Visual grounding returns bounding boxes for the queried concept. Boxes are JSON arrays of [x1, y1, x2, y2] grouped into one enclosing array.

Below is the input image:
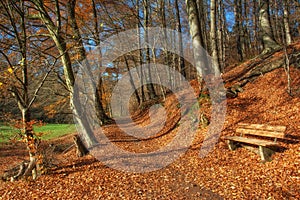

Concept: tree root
[[1, 161, 29, 181]]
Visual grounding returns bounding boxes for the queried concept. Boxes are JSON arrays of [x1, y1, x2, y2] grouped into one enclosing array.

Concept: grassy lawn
[[0, 124, 76, 143]]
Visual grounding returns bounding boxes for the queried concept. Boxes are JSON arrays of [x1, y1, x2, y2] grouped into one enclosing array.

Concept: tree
[[283, 0, 292, 45], [30, 0, 99, 151], [210, 0, 220, 71], [67, 0, 112, 125], [143, 0, 157, 100], [259, 0, 280, 53], [234, 0, 244, 61], [0, 0, 53, 179], [185, 0, 207, 79], [174, 0, 186, 77]]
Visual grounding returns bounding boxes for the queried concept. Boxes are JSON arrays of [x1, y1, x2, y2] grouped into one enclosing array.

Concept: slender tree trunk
[[273, 0, 281, 43], [124, 56, 141, 104], [143, 0, 156, 100], [234, 0, 244, 61], [175, 0, 186, 78], [283, 0, 292, 45], [196, 0, 208, 50], [253, 0, 261, 53], [243, 0, 251, 55], [210, 0, 220, 73], [136, 0, 146, 103], [217, 0, 226, 72], [160, 0, 172, 88]]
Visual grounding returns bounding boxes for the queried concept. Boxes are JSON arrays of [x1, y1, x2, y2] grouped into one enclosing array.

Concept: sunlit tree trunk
[[186, 0, 211, 81], [136, 0, 146, 103], [143, 0, 156, 100], [1, 0, 43, 179], [196, 0, 208, 50], [259, 0, 280, 53], [159, 0, 172, 88], [32, 0, 98, 150], [283, 0, 292, 45], [210, 0, 220, 72], [68, 0, 111, 126], [217, 0, 226, 72], [174, 0, 186, 78]]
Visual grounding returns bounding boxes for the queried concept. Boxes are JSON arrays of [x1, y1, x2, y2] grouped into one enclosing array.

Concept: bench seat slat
[[223, 136, 279, 147], [238, 123, 286, 132], [236, 128, 285, 139]]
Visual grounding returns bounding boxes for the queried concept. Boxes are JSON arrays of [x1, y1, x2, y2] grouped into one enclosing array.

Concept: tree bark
[[136, 0, 146, 103], [32, 0, 98, 150], [186, 0, 208, 79], [68, 0, 112, 126], [143, 0, 157, 100], [175, 0, 186, 77], [259, 0, 280, 53], [196, 0, 208, 50], [283, 0, 292, 45], [234, 0, 244, 61], [210, 0, 220, 72]]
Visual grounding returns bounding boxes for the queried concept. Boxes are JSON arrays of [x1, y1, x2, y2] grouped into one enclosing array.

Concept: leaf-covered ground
[[0, 66, 300, 199]]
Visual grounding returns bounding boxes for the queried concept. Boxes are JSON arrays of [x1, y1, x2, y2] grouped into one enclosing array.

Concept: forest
[[0, 0, 300, 199]]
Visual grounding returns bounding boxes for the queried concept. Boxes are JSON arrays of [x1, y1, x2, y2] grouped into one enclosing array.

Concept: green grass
[[0, 124, 76, 143]]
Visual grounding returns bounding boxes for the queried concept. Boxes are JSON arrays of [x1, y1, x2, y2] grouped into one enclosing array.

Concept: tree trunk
[[196, 0, 208, 51], [68, 0, 112, 126], [253, 0, 261, 53], [210, 0, 220, 72], [217, 0, 226, 72], [186, 0, 208, 79], [124, 56, 141, 104], [33, 0, 98, 151], [259, 0, 280, 53], [136, 0, 146, 103], [143, 0, 156, 100], [234, 0, 244, 61], [175, 0, 186, 78], [73, 135, 89, 157], [283, 0, 292, 45]]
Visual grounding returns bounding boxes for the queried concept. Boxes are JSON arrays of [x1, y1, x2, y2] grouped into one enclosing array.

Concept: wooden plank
[[238, 123, 286, 132], [236, 128, 285, 139], [223, 136, 280, 147]]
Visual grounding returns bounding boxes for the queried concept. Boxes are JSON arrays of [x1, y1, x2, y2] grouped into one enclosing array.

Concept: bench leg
[[259, 146, 274, 162], [226, 140, 239, 150]]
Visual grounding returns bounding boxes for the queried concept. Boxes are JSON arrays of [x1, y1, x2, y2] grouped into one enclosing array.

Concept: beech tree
[[0, 0, 54, 179], [210, 0, 220, 71], [259, 0, 280, 53], [283, 0, 292, 45], [30, 0, 99, 152]]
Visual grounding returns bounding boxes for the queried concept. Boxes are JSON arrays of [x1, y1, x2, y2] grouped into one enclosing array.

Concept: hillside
[[0, 59, 300, 199]]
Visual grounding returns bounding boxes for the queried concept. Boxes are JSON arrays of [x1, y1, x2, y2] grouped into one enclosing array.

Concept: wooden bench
[[223, 123, 287, 162]]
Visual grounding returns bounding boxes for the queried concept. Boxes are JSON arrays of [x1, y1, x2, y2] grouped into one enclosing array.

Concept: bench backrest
[[237, 123, 286, 139]]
